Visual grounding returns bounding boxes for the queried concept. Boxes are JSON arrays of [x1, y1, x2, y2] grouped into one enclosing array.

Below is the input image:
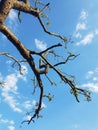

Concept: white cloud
[[73, 10, 88, 42], [80, 10, 88, 20], [4, 73, 18, 93], [23, 100, 32, 109], [41, 102, 47, 108], [0, 116, 15, 125], [86, 67, 98, 80], [76, 33, 94, 45], [81, 83, 98, 93], [0, 115, 15, 130], [26, 115, 32, 120], [0, 65, 28, 113], [80, 66, 98, 93], [35, 38, 47, 51], [8, 126, 15, 130], [8, 9, 17, 21], [1, 73, 21, 113], [32, 100, 36, 105], [0, 119, 13, 124], [93, 77, 98, 81], [2, 91, 22, 113], [76, 22, 86, 31], [74, 32, 82, 38]]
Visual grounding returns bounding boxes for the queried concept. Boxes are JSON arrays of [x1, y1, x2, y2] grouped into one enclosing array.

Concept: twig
[[0, 52, 22, 73], [37, 15, 67, 41], [54, 54, 79, 67], [39, 3, 50, 15], [28, 75, 44, 124], [39, 43, 62, 54]]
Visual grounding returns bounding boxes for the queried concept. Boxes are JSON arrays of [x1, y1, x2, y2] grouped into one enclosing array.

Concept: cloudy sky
[[0, 0, 98, 130]]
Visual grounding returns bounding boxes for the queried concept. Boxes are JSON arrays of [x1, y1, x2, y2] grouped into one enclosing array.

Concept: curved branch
[[54, 54, 79, 67], [0, 52, 22, 73], [39, 43, 62, 55], [28, 75, 44, 124], [37, 15, 67, 42]]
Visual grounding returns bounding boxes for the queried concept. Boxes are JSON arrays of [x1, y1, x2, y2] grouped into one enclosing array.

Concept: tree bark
[[0, 0, 14, 23]]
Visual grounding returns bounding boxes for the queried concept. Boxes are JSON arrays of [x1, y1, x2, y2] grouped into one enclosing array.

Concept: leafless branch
[[28, 75, 44, 124], [37, 15, 67, 42], [45, 74, 56, 85], [54, 54, 79, 67], [39, 3, 50, 15], [0, 52, 22, 74], [39, 43, 62, 54]]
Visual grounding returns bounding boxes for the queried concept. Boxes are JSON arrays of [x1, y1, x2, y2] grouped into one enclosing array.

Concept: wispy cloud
[[73, 9, 97, 46], [1, 73, 22, 113], [74, 32, 82, 38], [23, 100, 32, 109], [76, 33, 94, 46], [74, 9, 98, 46], [81, 83, 98, 93], [35, 38, 47, 51], [86, 67, 98, 81], [0, 114, 15, 125], [80, 10, 88, 20], [0, 65, 28, 113], [0, 115, 15, 130], [8, 126, 15, 130], [80, 67, 98, 93], [73, 10, 88, 42], [76, 22, 86, 31]]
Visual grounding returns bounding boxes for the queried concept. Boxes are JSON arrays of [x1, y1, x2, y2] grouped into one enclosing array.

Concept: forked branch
[[0, 0, 91, 125]]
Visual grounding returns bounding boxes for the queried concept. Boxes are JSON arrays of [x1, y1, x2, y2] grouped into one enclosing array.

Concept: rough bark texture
[[0, 0, 14, 23]]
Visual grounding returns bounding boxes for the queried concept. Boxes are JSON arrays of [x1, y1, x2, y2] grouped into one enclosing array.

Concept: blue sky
[[0, 0, 98, 130]]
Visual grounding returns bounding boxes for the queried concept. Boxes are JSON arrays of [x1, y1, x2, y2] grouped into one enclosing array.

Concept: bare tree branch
[[54, 54, 79, 67], [37, 15, 67, 42], [39, 3, 50, 15], [0, 52, 23, 73], [39, 43, 62, 54], [28, 75, 44, 124], [0, 0, 91, 125]]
